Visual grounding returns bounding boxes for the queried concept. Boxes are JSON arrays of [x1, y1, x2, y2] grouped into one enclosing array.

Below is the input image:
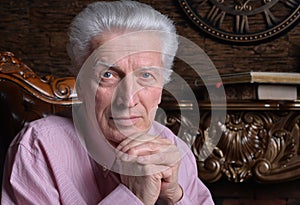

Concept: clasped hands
[[116, 134, 183, 205]]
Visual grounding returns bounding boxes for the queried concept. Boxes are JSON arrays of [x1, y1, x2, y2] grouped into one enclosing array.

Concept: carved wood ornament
[[197, 110, 300, 183], [0, 51, 79, 105], [156, 98, 300, 183]]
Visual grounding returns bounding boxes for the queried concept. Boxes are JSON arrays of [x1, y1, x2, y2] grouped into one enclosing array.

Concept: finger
[[115, 134, 148, 159], [124, 139, 174, 157], [121, 137, 172, 154], [117, 160, 169, 176], [116, 133, 144, 151], [118, 151, 138, 162], [122, 137, 172, 152], [143, 164, 169, 176], [117, 144, 173, 163], [136, 146, 181, 166], [116, 134, 159, 152], [116, 141, 159, 164]]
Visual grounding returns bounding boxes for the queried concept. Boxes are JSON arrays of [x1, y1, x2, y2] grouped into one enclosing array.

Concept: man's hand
[[117, 136, 183, 204], [119, 167, 163, 205]]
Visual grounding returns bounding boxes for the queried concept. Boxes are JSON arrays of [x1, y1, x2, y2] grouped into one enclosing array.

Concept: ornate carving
[[158, 99, 300, 183], [0, 52, 80, 104], [155, 112, 198, 148], [0, 51, 36, 79], [197, 111, 300, 183]]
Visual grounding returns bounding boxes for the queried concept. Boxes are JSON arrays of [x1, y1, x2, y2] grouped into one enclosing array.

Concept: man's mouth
[[110, 116, 142, 126]]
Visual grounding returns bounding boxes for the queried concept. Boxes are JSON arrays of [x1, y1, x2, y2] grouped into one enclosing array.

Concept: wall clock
[[177, 0, 300, 44]]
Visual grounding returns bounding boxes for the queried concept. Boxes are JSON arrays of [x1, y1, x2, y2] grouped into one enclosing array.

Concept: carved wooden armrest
[[0, 51, 79, 105], [0, 51, 81, 145]]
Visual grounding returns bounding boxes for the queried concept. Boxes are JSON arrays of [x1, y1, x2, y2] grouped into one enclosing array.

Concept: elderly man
[[1, 1, 214, 204]]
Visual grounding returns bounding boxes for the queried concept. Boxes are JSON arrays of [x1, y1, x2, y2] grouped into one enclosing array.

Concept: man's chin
[[109, 127, 149, 143], [116, 128, 146, 139]]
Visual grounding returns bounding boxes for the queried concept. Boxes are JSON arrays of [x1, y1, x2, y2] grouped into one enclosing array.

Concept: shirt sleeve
[[1, 141, 60, 205], [1, 120, 100, 205], [98, 184, 143, 205], [174, 139, 215, 205]]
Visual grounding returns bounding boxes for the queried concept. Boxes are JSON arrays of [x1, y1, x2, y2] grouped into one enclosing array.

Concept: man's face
[[91, 33, 164, 146]]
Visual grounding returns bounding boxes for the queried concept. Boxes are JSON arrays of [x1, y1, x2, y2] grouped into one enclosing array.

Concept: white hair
[[67, 0, 178, 82]]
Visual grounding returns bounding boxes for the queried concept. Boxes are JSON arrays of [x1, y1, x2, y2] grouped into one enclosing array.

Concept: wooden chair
[[0, 51, 79, 188]]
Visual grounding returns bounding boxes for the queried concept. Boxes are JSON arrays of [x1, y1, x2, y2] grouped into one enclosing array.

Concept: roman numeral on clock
[[207, 5, 226, 27], [264, 8, 278, 27], [235, 15, 249, 34]]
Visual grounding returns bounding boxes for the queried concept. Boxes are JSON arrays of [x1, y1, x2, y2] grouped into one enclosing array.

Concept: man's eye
[[142, 72, 153, 79], [102, 71, 113, 78]]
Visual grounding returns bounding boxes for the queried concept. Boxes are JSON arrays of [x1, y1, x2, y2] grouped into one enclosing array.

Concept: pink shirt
[[1, 115, 214, 204]]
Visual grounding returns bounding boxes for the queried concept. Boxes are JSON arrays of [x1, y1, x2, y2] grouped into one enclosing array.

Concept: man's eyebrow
[[94, 60, 119, 69], [94, 60, 125, 77], [136, 66, 163, 73]]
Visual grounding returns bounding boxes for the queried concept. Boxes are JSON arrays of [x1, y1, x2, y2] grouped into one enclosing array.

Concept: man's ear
[[158, 93, 162, 105]]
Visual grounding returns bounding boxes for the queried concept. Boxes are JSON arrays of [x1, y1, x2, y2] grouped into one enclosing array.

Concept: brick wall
[[0, 0, 299, 78]]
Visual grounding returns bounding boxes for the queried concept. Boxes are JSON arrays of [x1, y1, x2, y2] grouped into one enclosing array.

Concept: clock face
[[178, 0, 300, 44]]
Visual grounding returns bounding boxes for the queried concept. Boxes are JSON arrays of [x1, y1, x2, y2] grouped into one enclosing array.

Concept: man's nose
[[115, 75, 139, 108]]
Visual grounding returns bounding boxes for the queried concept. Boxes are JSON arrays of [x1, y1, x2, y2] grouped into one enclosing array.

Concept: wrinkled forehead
[[90, 31, 163, 64]]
